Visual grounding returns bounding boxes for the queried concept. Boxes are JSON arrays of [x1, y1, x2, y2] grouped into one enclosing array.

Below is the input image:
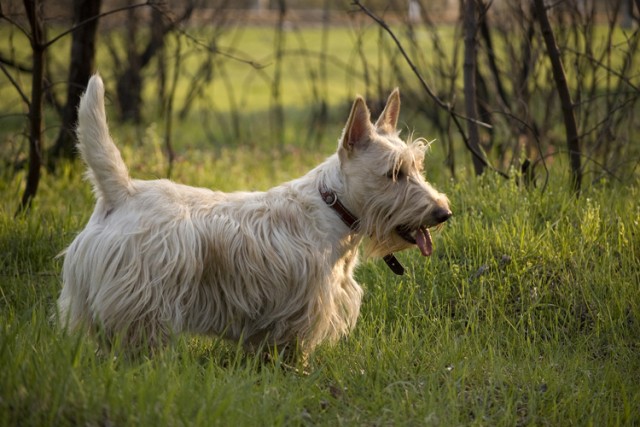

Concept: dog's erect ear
[[341, 96, 372, 152], [375, 88, 400, 133]]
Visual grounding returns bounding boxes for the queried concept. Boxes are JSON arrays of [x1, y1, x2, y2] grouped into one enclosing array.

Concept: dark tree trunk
[[115, 2, 194, 123], [534, 0, 582, 194], [116, 6, 142, 122], [462, 0, 486, 175], [48, 0, 102, 164], [19, 0, 45, 213]]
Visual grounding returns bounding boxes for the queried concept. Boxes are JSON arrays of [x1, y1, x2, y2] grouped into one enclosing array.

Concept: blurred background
[[1, 0, 639, 210]]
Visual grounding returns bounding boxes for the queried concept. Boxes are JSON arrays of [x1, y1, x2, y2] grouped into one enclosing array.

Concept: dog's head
[[337, 89, 451, 258]]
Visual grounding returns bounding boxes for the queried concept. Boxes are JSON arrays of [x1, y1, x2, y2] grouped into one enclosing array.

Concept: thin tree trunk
[[19, 0, 45, 213], [463, 0, 486, 175], [534, 0, 582, 194], [164, 35, 181, 178], [49, 0, 102, 164], [478, 0, 509, 109], [117, 7, 142, 122], [271, 0, 286, 146], [115, 2, 194, 123]]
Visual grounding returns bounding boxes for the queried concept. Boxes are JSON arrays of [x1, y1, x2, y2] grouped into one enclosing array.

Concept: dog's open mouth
[[396, 225, 433, 257]]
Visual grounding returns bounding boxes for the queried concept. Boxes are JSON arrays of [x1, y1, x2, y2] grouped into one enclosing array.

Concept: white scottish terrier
[[58, 74, 451, 358]]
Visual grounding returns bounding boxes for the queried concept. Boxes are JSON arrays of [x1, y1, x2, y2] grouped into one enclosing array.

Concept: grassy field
[[1, 138, 639, 425], [1, 22, 640, 426]]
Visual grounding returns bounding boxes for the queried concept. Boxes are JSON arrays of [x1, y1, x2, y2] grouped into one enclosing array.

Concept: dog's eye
[[385, 169, 405, 180]]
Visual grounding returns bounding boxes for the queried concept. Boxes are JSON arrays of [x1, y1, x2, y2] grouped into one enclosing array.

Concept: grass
[[1, 139, 639, 425], [1, 19, 639, 426]]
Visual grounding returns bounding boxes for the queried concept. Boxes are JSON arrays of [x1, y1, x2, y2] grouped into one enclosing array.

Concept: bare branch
[[352, 0, 489, 128], [0, 61, 30, 106], [18, 0, 46, 213], [43, 1, 152, 49], [563, 46, 640, 93], [351, 0, 509, 179], [534, 0, 582, 194], [0, 3, 31, 38], [171, 26, 265, 69], [0, 54, 32, 73]]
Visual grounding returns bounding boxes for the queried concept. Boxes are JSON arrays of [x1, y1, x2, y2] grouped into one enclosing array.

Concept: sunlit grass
[[1, 139, 638, 425]]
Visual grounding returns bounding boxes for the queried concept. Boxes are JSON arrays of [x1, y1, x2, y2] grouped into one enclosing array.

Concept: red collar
[[319, 182, 405, 276], [319, 183, 360, 231]]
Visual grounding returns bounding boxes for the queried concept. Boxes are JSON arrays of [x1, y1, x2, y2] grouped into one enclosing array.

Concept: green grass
[[1, 140, 639, 425], [1, 19, 639, 426]]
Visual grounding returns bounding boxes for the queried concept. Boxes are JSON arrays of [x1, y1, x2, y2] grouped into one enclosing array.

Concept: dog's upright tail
[[77, 74, 132, 208]]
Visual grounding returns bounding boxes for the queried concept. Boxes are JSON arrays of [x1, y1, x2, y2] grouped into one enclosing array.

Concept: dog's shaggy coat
[[58, 75, 451, 356]]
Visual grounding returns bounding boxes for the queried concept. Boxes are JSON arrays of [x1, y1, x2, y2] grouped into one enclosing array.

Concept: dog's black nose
[[434, 207, 452, 224]]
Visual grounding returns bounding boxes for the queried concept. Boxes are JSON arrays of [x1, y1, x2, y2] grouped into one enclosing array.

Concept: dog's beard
[[362, 225, 430, 258], [357, 192, 437, 259]]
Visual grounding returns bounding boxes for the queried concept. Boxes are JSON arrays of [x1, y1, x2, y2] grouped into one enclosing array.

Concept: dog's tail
[[77, 74, 132, 208]]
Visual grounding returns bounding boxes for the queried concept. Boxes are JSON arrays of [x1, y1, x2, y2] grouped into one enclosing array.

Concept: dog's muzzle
[[396, 207, 452, 257]]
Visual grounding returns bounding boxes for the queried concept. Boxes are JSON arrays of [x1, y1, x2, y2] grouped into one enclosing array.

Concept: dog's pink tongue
[[416, 226, 433, 256]]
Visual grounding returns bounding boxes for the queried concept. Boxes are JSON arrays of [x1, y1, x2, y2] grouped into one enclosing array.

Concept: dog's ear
[[341, 96, 372, 152], [375, 88, 400, 133]]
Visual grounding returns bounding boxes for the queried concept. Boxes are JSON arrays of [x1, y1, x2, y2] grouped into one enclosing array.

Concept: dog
[[58, 74, 451, 359]]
